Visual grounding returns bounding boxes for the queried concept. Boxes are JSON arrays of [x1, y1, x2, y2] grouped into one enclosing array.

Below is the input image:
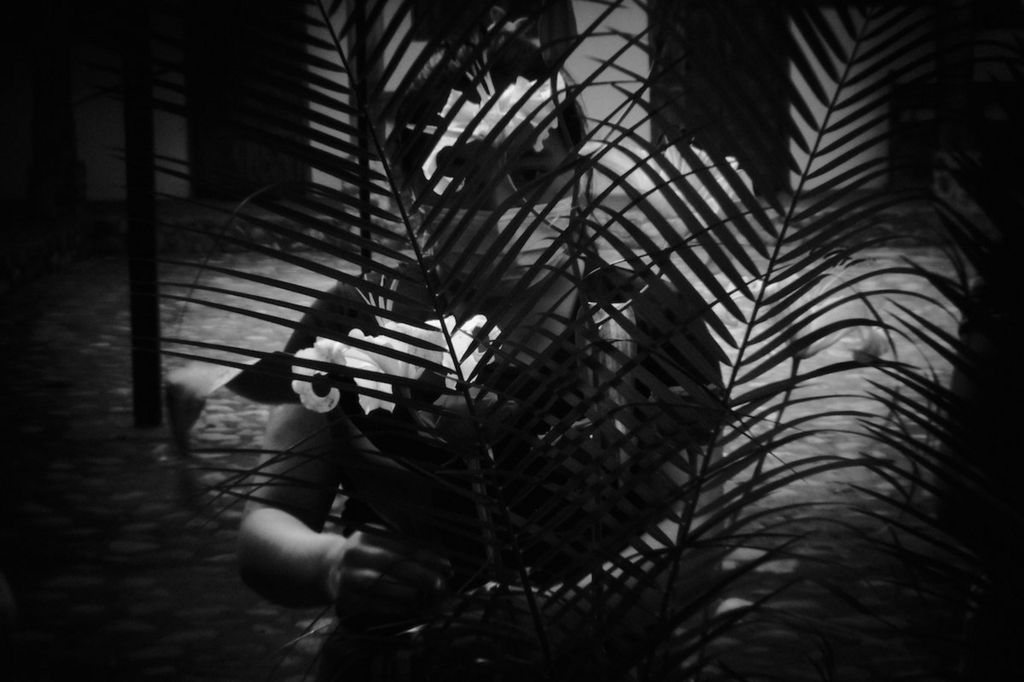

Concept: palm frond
[[150, 1, 1024, 678]]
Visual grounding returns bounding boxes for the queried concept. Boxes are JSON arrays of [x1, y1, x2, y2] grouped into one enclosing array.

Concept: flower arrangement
[[291, 315, 501, 414]]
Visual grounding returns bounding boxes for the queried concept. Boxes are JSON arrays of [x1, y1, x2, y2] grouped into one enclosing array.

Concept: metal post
[[123, 1, 161, 427]]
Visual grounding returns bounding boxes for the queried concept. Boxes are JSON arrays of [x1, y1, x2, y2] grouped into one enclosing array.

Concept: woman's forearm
[[237, 505, 346, 608]]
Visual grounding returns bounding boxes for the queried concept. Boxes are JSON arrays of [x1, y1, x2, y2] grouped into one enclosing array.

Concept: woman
[[225, 11, 728, 680]]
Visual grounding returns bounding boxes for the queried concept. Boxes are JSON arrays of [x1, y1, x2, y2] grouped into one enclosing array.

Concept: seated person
[[171, 10, 730, 679]]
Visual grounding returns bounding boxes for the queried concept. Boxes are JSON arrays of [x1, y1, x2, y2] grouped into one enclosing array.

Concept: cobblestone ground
[[1, 241, 967, 681]]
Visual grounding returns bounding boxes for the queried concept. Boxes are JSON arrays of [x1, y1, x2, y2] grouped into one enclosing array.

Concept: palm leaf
[[150, 1, 1021, 678]]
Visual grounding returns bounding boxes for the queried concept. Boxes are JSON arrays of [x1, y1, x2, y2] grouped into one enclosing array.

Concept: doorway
[[185, 0, 309, 200], [649, 0, 789, 196]]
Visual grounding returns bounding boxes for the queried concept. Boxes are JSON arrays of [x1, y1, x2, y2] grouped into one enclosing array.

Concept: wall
[[787, 6, 935, 192], [70, 7, 189, 202], [565, 0, 650, 142], [0, 39, 33, 202], [2, 1, 673, 205], [72, 43, 125, 202]]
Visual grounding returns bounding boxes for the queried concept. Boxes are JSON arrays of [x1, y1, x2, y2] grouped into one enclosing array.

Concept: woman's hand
[[323, 527, 452, 619]]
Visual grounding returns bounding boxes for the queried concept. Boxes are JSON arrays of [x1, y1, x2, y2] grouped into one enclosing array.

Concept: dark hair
[[388, 17, 585, 190]]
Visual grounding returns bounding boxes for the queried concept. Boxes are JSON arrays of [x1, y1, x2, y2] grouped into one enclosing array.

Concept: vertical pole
[[123, 1, 162, 427]]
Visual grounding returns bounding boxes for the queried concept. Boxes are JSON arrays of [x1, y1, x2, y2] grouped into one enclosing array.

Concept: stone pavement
[[0, 241, 966, 680], [1, 254, 336, 681]]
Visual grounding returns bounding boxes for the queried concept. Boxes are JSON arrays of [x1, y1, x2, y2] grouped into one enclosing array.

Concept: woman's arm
[[238, 403, 344, 607], [237, 403, 450, 615]]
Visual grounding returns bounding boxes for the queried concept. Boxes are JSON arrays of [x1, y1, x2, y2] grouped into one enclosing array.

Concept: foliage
[[154, 1, 1021, 679]]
